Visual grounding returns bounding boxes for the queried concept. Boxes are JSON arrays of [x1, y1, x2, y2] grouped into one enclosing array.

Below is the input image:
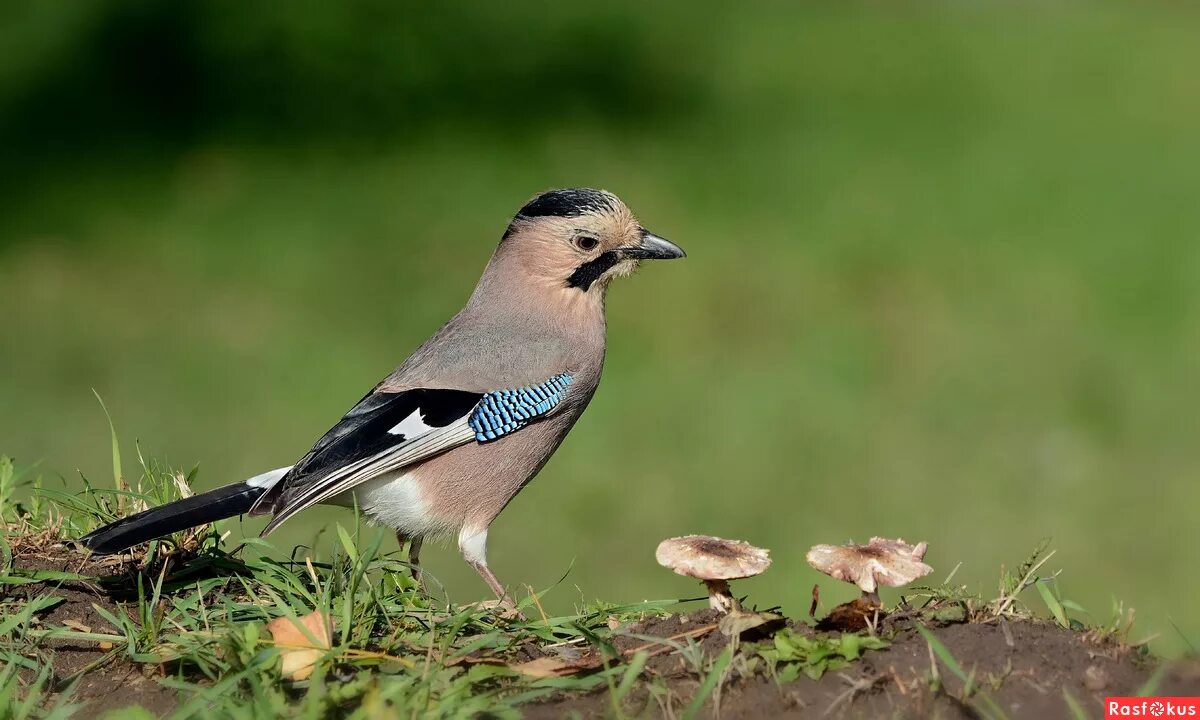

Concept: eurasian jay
[[78, 188, 685, 605]]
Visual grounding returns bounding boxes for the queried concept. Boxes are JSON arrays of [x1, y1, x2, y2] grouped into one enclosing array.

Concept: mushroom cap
[[656, 535, 771, 581], [806, 537, 932, 593]]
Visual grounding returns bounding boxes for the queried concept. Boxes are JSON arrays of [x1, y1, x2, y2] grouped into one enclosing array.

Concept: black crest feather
[[517, 188, 615, 219]]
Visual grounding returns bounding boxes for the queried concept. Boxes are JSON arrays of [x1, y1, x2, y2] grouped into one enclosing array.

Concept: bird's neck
[[467, 252, 609, 338]]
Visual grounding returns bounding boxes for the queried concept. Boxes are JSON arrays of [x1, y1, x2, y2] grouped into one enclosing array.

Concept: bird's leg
[[396, 531, 424, 589], [458, 526, 520, 615], [472, 562, 511, 605]]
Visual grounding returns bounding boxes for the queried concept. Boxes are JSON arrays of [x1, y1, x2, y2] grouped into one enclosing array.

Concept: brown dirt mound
[[7, 542, 1199, 718], [6, 542, 183, 716], [527, 611, 1200, 719]]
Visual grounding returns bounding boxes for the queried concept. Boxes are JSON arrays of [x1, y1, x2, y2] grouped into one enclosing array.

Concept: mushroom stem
[[704, 579, 737, 612]]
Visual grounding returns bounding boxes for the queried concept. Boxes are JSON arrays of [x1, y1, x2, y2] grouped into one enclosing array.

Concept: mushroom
[[656, 535, 771, 612], [806, 537, 932, 606]]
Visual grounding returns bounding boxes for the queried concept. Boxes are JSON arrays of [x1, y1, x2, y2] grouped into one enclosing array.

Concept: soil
[[528, 611, 1200, 719], [7, 543, 183, 717], [8, 543, 1199, 719]]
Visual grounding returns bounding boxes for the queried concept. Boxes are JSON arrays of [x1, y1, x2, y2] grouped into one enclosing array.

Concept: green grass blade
[[917, 625, 1009, 720], [92, 389, 123, 490], [682, 645, 732, 720], [13, 663, 54, 719], [6, 569, 90, 583], [611, 650, 649, 709], [335, 523, 358, 564], [26, 628, 128, 644], [1137, 665, 1166, 697], [1035, 580, 1069, 628], [1062, 688, 1089, 720], [1167, 616, 1196, 655], [0, 595, 61, 636], [917, 625, 970, 686]]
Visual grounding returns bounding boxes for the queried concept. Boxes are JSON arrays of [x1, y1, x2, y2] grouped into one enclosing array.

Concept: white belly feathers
[[330, 469, 451, 539]]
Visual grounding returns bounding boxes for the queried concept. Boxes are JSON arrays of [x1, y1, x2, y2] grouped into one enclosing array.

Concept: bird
[[77, 188, 685, 606]]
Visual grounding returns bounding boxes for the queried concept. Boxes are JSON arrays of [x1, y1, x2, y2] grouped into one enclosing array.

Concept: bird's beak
[[623, 229, 686, 260]]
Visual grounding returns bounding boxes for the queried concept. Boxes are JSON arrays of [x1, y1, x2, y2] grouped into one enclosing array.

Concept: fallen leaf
[[266, 610, 333, 681], [816, 596, 882, 632], [62, 619, 92, 633], [718, 610, 785, 638], [99, 641, 114, 650], [511, 649, 603, 678]]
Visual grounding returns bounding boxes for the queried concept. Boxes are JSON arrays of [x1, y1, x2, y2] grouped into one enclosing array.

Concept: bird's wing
[[254, 374, 573, 534]]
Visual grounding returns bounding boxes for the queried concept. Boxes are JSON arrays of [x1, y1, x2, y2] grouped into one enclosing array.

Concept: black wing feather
[[254, 387, 481, 513]]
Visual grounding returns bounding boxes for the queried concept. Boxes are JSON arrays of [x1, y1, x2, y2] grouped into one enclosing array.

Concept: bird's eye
[[573, 235, 599, 252]]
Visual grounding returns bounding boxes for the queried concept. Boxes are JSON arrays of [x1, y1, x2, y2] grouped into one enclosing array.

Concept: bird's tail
[[77, 467, 290, 555]]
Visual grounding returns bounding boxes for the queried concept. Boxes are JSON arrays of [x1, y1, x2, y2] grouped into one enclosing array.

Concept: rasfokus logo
[[1106, 697, 1200, 718]]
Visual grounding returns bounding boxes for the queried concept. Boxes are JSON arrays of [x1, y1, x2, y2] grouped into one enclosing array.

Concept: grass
[[4, 1, 1200, 658], [918, 624, 1009, 720], [2, 454, 697, 718], [2, 451, 1190, 718]]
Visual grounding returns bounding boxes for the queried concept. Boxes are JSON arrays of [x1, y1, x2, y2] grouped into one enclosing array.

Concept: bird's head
[[496, 188, 685, 297]]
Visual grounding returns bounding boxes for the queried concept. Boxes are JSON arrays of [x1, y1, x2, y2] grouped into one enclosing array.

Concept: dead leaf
[[62, 619, 92, 633], [511, 649, 603, 678], [816, 596, 882, 632], [266, 610, 333, 681], [718, 610, 785, 638], [172, 472, 195, 499]]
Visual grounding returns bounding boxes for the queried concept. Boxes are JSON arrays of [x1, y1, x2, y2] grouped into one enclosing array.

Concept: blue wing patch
[[469, 373, 573, 442]]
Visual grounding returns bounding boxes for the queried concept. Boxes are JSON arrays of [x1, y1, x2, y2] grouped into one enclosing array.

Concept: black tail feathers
[[77, 481, 266, 555]]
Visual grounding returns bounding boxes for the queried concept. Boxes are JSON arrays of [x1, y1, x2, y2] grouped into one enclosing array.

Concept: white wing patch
[[261, 418, 477, 534], [245, 466, 293, 489], [388, 409, 435, 438]]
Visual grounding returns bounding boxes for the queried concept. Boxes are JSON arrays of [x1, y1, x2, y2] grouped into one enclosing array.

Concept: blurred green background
[[3, 2, 1198, 655]]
